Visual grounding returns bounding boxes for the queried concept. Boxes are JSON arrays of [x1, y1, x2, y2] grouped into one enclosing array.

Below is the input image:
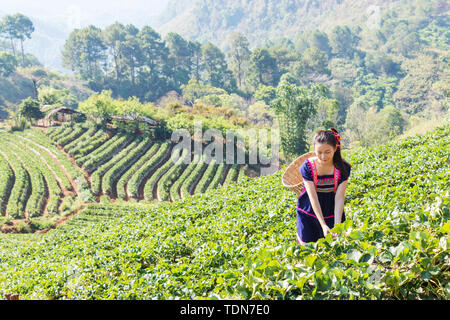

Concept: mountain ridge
[[158, 0, 401, 50]]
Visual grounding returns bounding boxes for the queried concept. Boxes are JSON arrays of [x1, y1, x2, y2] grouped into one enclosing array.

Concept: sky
[[0, 0, 171, 30]]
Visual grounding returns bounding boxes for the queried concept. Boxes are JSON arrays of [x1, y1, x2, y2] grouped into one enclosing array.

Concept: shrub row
[[15, 133, 73, 192], [2, 138, 46, 218], [194, 159, 218, 194], [90, 137, 142, 196], [222, 164, 240, 186], [0, 153, 14, 215], [64, 125, 97, 154], [143, 144, 174, 201], [103, 137, 153, 197], [0, 148, 29, 219], [169, 153, 201, 202], [180, 154, 208, 200], [54, 125, 86, 146], [71, 129, 109, 159], [23, 129, 93, 202], [81, 135, 131, 172], [157, 149, 189, 202], [127, 142, 170, 198], [14, 139, 62, 215], [116, 142, 160, 200], [206, 161, 227, 192]]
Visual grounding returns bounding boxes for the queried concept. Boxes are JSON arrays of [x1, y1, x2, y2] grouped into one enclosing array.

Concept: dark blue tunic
[[296, 158, 351, 243]]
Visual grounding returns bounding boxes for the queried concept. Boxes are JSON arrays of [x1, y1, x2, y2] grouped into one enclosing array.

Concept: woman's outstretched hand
[[321, 224, 337, 238]]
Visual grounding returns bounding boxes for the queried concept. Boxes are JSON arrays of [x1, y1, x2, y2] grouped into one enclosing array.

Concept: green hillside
[[0, 120, 255, 233], [0, 66, 94, 117], [159, 0, 448, 50], [0, 123, 448, 299]]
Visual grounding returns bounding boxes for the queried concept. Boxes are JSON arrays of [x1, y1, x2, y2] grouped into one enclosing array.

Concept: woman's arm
[[334, 179, 349, 225]]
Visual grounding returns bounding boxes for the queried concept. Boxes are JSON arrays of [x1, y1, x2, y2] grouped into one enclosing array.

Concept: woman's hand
[[321, 224, 337, 238]]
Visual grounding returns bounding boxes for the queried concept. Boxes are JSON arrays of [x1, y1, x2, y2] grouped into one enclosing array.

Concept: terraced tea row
[[45, 124, 248, 204], [0, 131, 81, 222], [0, 123, 252, 231]]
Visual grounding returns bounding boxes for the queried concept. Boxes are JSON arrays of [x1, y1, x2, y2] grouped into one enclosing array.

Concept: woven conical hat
[[282, 151, 316, 195]]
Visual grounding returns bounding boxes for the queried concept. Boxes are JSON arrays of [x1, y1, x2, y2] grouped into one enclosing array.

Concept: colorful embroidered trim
[[306, 159, 317, 189], [296, 206, 335, 219]]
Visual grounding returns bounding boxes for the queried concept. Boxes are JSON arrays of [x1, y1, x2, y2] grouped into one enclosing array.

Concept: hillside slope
[[159, 0, 414, 48], [0, 67, 94, 116], [0, 123, 448, 299]]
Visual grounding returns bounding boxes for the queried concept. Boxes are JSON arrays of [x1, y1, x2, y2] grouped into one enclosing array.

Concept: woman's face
[[314, 143, 337, 164]]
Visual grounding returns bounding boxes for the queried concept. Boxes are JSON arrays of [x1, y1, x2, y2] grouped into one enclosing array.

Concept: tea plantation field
[[0, 123, 249, 232], [0, 124, 448, 299]]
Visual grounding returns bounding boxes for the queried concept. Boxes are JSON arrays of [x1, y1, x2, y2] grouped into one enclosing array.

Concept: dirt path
[[18, 135, 78, 193], [36, 203, 87, 234]]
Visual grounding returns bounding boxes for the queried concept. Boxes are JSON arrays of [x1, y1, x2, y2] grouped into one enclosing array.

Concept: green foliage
[[0, 124, 447, 299], [38, 86, 78, 108], [62, 25, 106, 81], [271, 81, 321, 160], [295, 46, 330, 80], [329, 25, 358, 59], [254, 85, 277, 105], [17, 97, 44, 124], [0, 153, 14, 215], [248, 48, 278, 89], [0, 13, 34, 65], [0, 51, 18, 76], [180, 79, 227, 105], [127, 142, 170, 198]]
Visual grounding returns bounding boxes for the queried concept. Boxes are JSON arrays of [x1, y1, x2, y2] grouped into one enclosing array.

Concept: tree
[[12, 14, 34, 66], [227, 32, 250, 90], [329, 25, 357, 58], [270, 80, 321, 160], [62, 25, 107, 81], [138, 26, 170, 101], [201, 41, 236, 92], [0, 15, 19, 57], [267, 46, 299, 82], [254, 84, 277, 105], [248, 101, 275, 126], [120, 25, 143, 91], [188, 40, 202, 82], [103, 22, 127, 86], [18, 97, 43, 124], [78, 90, 117, 125], [180, 79, 227, 105], [307, 30, 331, 57], [0, 51, 18, 76], [295, 46, 330, 81], [165, 32, 191, 89], [378, 105, 406, 138], [38, 86, 78, 108], [248, 48, 278, 90]]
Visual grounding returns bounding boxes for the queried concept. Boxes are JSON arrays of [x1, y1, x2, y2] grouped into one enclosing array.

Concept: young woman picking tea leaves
[[296, 128, 352, 244]]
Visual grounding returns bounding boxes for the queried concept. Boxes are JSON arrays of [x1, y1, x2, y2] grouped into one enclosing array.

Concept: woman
[[296, 128, 352, 244]]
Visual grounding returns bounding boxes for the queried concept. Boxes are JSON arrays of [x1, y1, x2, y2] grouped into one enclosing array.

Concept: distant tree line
[[61, 23, 238, 103]]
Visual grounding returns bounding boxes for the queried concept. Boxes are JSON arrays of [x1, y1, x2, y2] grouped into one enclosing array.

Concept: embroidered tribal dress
[[296, 158, 351, 244]]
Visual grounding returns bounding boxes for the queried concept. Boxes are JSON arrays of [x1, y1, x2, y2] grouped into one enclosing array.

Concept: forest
[[0, 0, 448, 153]]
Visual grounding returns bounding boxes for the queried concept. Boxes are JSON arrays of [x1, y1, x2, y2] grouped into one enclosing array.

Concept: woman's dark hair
[[313, 128, 351, 177]]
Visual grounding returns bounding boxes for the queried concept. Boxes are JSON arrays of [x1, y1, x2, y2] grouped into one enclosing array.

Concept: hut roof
[[111, 114, 158, 126], [45, 107, 82, 119]]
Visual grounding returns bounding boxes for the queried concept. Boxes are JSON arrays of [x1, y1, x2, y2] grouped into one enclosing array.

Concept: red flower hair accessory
[[330, 128, 341, 150]]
